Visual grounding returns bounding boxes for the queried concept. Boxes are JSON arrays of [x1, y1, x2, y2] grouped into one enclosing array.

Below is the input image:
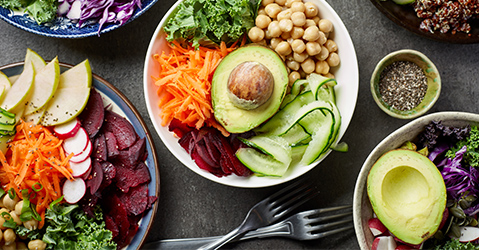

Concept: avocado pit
[[227, 61, 274, 110]]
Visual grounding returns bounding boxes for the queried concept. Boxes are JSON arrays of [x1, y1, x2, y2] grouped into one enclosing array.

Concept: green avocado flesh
[[211, 45, 289, 133], [367, 149, 447, 245]]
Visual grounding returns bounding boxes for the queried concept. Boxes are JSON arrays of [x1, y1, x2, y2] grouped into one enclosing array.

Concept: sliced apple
[[58, 59, 92, 88], [41, 87, 90, 126], [23, 107, 45, 125], [24, 48, 46, 72], [23, 57, 60, 115], [0, 72, 11, 100], [0, 62, 35, 112]]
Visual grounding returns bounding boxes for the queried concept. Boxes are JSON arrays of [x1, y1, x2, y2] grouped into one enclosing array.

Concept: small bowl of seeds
[[370, 49, 441, 119]]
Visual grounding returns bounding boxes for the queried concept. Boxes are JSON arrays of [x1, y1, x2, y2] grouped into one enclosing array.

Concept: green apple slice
[[23, 57, 60, 115], [0, 62, 35, 112], [41, 87, 90, 126], [23, 106, 45, 125], [25, 48, 46, 72], [58, 59, 92, 88], [0, 72, 11, 100]]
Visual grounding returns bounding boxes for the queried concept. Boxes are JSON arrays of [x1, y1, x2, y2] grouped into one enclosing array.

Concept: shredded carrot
[[152, 41, 241, 137], [0, 120, 74, 228]]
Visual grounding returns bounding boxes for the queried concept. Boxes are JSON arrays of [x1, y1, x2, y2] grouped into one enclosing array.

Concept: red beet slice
[[104, 110, 137, 150], [178, 130, 197, 154], [86, 160, 104, 195], [92, 133, 107, 162], [104, 214, 119, 239], [119, 184, 148, 216], [100, 161, 116, 188], [213, 132, 253, 177], [104, 131, 119, 158], [114, 162, 151, 193], [191, 147, 224, 177], [168, 118, 194, 138], [106, 195, 130, 246], [79, 88, 104, 138]]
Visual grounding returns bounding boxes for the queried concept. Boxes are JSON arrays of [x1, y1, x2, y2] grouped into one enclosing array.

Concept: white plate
[[143, 0, 359, 188]]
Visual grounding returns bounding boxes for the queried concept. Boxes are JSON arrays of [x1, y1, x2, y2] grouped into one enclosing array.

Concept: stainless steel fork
[[142, 205, 353, 249], [195, 181, 318, 250]]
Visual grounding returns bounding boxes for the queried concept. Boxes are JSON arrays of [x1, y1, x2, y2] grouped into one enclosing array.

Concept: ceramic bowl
[[143, 0, 359, 188], [352, 111, 479, 250], [370, 49, 441, 119]]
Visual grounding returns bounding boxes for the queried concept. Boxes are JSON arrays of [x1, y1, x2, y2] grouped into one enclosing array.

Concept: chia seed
[[378, 61, 428, 111]]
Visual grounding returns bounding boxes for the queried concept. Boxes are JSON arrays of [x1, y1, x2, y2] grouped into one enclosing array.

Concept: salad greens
[[0, 0, 57, 24], [164, 0, 261, 49], [434, 239, 479, 250]]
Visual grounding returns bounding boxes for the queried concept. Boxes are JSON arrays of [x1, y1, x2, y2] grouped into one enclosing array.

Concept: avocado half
[[211, 45, 289, 133], [367, 149, 447, 245]]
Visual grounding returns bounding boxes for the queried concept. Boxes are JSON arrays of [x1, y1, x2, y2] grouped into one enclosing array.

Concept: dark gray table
[[2, 1, 479, 249]]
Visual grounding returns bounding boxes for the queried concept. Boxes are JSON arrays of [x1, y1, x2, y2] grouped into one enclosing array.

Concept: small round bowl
[[370, 49, 441, 119], [353, 111, 479, 250]]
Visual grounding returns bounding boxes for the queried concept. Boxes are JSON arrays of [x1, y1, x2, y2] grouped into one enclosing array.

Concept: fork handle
[[143, 222, 292, 250]]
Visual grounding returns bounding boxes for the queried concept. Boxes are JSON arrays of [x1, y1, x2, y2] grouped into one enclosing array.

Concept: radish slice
[[369, 218, 388, 236], [69, 157, 92, 178], [69, 140, 92, 163], [63, 127, 89, 155], [54, 118, 81, 139], [372, 236, 397, 250], [453, 226, 479, 242], [62, 178, 86, 204]]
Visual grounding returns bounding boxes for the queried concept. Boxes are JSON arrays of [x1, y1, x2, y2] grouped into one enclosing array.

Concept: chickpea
[[275, 41, 292, 56], [303, 19, 316, 28], [0, 215, 6, 230], [327, 52, 340, 67], [290, 27, 304, 39], [286, 60, 300, 71], [265, 3, 282, 19], [324, 39, 337, 52], [316, 31, 327, 45], [248, 27, 265, 43], [3, 194, 19, 211], [275, 0, 286, 5], [24, 219, 39, 231], [3, 243, 15, 250], [262, 0, 274, 7], [281, 31, 291, 40], [289, 71, 301, 85], [0, 198, 4, 208], [305, 41, 321, 56], [16, 242, 28, 250], [318, 19, 333, 33], [315, 60, 330, 75], [291, 39, 305, 53], [3, 228, 15, 245], [267, 21, 282, 38], [293, 52, 308, 63], [255, 14, 271, 29], [28, 240, 47, 250], [291, 12, 306, 27], [286, 37, 294, 44], [10, 212, 21, 226], [312, 16, 320, 24], [278, 19, 293, 32], [264, 30, 273, 40], [270, 37, 283, 49], [285, 0, 301, 7], [258, 8, 266, 15], [276, 9, 292, 21], [301, 58, 315, 74], [323, 72, 335, 79], [0, 208, 8, 215], [290, 2, 305, 13], [315, 46, 330, 61], [14, 200, 23, 216], [304, 2, 319, 17], [303, 26, 320, 41]]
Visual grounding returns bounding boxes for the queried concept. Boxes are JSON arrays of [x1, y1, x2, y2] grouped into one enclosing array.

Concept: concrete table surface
[[2, 0, 479, 249]]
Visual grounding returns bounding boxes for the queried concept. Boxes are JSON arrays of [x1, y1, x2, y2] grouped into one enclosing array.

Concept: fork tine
[[312, 224, 355, 239], [270, 184, 319, 219], [309, 217, 353, 232], [307, 211, 353, 224], [299, 205, 352, 218]]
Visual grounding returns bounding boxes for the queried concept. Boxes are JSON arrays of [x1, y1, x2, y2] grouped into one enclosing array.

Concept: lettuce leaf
[[25, 0, 57, 24], [164, 0, 261, 48]]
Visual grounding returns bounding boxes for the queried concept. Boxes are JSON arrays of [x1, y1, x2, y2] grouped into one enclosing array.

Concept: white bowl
[[353, 111, 479, 249], [143, 0, 359, 188]]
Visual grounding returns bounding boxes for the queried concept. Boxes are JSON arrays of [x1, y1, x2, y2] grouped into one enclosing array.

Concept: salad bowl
[[0, 0, 158, 38], [0, 61, 160, 249], [353, 111, 479, 249], [143, 0, 359, 188]]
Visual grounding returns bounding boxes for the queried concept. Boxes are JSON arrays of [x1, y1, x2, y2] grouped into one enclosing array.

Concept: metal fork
[[194, 181, 318, 250], [142, 205, 353, 249]]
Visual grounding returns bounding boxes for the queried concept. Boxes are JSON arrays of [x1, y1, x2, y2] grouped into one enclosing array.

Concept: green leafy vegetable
[[0, 0, 57, 24], [164, 0, 261, 48], [446, 126, 479, 167], [42, 201, 116, 250], [434, 239, 479, 250]]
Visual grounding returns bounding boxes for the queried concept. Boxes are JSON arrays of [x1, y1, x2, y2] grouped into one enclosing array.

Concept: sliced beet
[[119, 184, 148, 216], [86, 160, 104, 195], [178, 130, 197, 154], [103, 110, 137, 150], [105, 195, 130, 246], [146, 196, 158, 210], [79, 88, 104, 138], [195, 140, 217, 167], [168, 118, 194, 138], [213, 132, 253, 177], [104, 131, 120, 158], [104, 214, 119, 239], [220, 153, 234, 175], [100, 161, 116, 188], [114, 162, 150, 193], [191, 147, 224, 177], [92, 133, 107, 162]]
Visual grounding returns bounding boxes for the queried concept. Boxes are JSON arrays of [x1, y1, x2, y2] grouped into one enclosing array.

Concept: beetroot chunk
[[80, 88, 104, 138], [104, 110, 137, 150], [119, 184, 148, 216], [114, 162, 151, 193], [92, 133, 108, 162], [105, 131, 119, 158], [86, 160, 103, 195], [115, 138, 146, 168]]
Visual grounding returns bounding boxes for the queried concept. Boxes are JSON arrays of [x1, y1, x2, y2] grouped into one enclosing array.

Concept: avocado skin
[[211, 45, 289, 133], [367, 149, 447, 245]]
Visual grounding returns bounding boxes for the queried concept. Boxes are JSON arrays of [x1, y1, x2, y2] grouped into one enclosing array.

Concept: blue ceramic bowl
[[0, 0, 157, 38], [0, 61, 160, 249]]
